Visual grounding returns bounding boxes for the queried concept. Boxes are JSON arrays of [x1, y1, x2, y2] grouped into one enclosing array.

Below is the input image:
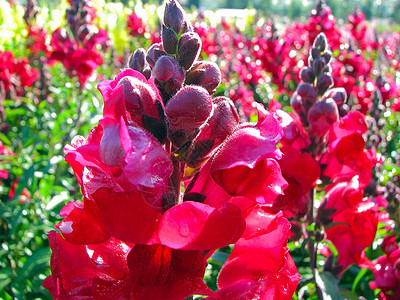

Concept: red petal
[[159, 202, 245, 250], [92, 188, 161, 244]]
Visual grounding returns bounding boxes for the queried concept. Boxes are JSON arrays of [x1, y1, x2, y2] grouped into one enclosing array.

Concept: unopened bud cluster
[[291, 33, 346, 141], [66, 0, 95, 42], [124, 0, 238, 169]]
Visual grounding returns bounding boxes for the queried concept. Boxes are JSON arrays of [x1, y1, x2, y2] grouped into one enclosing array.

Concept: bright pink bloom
[[273, 145, 320, 217], [325, 201, 378, 270], [127, 12, 148, 36], [322, 111, 373, 188], [26, 25, 52, 56], [370, 248, 400, 300], [190, 108, 287, 209], [0, 50, 39, 98], [50, 27, 105, 85], [98, 69, 162, 128], [43, 231, 213, 299], [211, 207, 301, 299]]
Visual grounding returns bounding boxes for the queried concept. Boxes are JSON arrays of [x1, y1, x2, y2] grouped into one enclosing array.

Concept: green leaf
[[325, 222, 350, 230], [339, 288, 359, 300], [315, 271, 341, 300], [208, 252, 229, 266], [351, 268, 368, 292]]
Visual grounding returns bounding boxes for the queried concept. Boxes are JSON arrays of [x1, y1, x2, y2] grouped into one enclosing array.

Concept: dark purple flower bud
[[116, 75, 160, 125], [300, 67, 315, 84], [322, 50, 332, 64], [205, 96, 239, 140], [316, 73, 333, 96], [78, 26, 90, 41], [312, 57, 326, 76], [322, 65, 332, 74], [146, 43, 167, 68], [182, 19, 194, 33], [80, 8, 89, 19], [311, 48, 320, 60], [165, 85, 213, 147], [313, 33, 328, 52], [323, 87, 347, 105], [142, 67, 151, 80], [153, 55, 185, 83], [162, 24, 178, 55], [164, 0, 185, 33], [290, 92, 308, 126], [178, 32, 202, 70], [128, 48, 146, 71], [185, 61, 221, 94], [297, 82, 317, 104], [308, 98, 339, 139]]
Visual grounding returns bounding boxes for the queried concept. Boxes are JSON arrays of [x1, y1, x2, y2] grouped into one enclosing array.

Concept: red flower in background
[[325, 201, 378, 271], [26, 25, 51, 56], [272, 145, 320, 217], [322, 111, 374, 188], [0, 50, 39, 98], [127, 12, 148, 36]]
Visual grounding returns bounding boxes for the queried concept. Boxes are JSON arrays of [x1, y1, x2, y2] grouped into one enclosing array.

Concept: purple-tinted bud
[[290, 92, 308, 126], [323, 87, 347, 105], [142, 67, 151, 80], [80, 8, 89, 19], [78, 26, 90, 41], [297, 82, 317, 103], [185, 61, 221, 94], [322, 65, 332, 74], [308, 98, 339, 139], [153, 55, 185, 83], [164, 0, 185, 33], [186, 97, 240, 168], [322, 50, 332, 64], [178, 32, 202, 70], [312, 57, 326, 76], [316, 73, 333, 96], [116, 75, 160, 125], [311, 48, 320, 60], [182, 19, 194, 33], [166, 85, 212, 130], [146, 43, 167, 68], [300, 67, 315, 84], [162, 24, 178, 55], [165, 85, 213, 146], [128, 48, 146, 71], [313, 33, 328, 52]]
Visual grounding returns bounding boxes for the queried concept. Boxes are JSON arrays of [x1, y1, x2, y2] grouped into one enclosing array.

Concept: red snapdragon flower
[[272, 145, 320, 217], [211, 207, 301, 299], [50, 28, 104, 86], [322, 111, 374, 188], [0, 50, 39, 98], [127, 12, 148, 37], [26, 25, 52, 56], [325, 200, 378, 270]]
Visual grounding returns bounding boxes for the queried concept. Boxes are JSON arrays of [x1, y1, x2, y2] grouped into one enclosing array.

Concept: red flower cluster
[[49, 0, 107, 86], [370, 236, 400, 299], [26, 25, 52, 56], [0, 50, 39, 99], [44, 1, 300, 298], [306, 0, 342, 50], [127, 12, 148, 37], [267, 33, 379, 274]]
